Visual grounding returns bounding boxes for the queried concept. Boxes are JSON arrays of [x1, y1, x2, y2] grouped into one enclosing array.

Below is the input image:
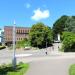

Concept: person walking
[[52, 45, 54, 51], [45, 51, 47, 55]]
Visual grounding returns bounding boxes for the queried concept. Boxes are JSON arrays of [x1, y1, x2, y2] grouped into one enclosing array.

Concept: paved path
[[25, 43, 75, 75], [26, 56, 75, 75], [1, 43, 75, 75]]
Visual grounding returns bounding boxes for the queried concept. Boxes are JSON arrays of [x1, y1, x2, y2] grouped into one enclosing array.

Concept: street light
[[12, 20, 16, 69], [45, 36, 48, 55]]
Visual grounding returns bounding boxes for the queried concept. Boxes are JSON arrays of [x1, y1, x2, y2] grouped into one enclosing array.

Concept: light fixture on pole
[[12, 20, 16, 69]]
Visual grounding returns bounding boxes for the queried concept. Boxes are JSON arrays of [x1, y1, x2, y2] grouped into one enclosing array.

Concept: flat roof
[[4, 26, 31, 29]]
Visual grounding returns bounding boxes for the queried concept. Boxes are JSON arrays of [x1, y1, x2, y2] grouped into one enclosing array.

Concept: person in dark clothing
[[45, 51, 47, 55]]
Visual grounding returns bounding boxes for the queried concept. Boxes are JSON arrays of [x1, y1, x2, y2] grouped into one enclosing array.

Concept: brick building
[[4, 26, 30, 45]]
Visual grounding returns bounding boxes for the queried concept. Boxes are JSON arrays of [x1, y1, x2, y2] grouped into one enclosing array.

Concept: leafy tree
[[53, 15, 75, 35], [64, 16, 75, 33], [62, 32, 75, 52], [53, 15, 68, 34], [52, 15, 68, 39], [29, 22, 53, 48]]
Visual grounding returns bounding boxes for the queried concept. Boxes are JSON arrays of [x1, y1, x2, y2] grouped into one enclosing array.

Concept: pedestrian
[[58, 46, 59, 49], [45, 51, 47, 55], [52, 45, 54, 51]]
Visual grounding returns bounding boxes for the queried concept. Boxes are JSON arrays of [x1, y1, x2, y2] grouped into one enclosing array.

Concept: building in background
[[1, 31, 5, 45], [0, 29, 4, 45], [4, 26, 30, 46], [54, 34, 61, 43], [0, 30, 1, 44]]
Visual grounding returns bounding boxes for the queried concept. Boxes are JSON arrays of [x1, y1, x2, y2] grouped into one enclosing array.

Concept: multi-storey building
[[4, 26, 30, 45]]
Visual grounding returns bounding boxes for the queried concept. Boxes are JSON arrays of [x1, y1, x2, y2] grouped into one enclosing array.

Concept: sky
[[0, 0, 75, 29]]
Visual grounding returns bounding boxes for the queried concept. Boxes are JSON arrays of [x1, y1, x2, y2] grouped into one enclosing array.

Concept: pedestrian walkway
[[26, 56, 75, 75], [25, 43, 75, 75]]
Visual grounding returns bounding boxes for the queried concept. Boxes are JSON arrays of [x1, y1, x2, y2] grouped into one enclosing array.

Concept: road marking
[[15, 54, 32, 57]]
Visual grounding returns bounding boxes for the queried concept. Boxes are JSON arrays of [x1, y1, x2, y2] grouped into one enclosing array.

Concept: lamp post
[[45, 37, 48, 55], [45, 27, 48, 55], [12, 20, 16, 69]]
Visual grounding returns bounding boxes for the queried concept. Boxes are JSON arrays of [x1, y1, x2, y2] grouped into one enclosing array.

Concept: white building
[[57, 34, 61, 42], [54, 34, 61, 43], [0, 30, 1, 43], [0, 29, 4, 44]]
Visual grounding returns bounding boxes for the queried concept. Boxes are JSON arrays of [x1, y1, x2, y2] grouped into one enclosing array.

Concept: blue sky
[[0, 0, 75, 29]]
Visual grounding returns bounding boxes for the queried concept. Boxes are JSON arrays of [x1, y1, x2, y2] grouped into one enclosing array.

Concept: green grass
[[0, 63, 29, 75], [69, 64, 75, 75]]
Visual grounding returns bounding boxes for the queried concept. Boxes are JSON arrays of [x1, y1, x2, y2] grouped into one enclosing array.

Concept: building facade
[[0, 30, 1, 43], [0, 29, 4, 45], [4, 26, 30, 45]]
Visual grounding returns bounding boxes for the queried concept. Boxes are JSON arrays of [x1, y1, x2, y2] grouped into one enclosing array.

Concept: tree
[[53, 15, 68, 34], [53, 15, 75, 35], [62, 32, 75, 52], [64, 16, 75, 33], [29, 22, 53, 48], [52, 15, 68, 40]]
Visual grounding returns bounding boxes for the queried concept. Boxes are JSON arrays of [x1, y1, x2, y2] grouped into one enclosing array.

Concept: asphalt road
[[0, 43, 75, 75], [26, 56, 75, 75]]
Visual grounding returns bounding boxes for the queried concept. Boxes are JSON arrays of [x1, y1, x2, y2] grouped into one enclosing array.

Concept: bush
[[62, 32, 75, 52], [0, 46, 6, 50], [16, 39, 31, 49], [0, 63, 29, 75]]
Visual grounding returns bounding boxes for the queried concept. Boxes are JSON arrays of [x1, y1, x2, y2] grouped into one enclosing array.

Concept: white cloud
[[25, 3, 31, 8], [31, 8, 50, 21]]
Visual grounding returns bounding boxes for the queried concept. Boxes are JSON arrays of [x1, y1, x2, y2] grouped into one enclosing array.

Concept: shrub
[[0, 46, 6, 50], [62, 32, 75, 52], [0, 63, 29, 75]]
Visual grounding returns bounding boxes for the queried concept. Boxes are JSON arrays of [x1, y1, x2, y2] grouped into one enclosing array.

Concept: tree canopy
[[64, 16, 75, 32], [62, 32, 75, 52], [53, 15, 68, 34], [52, 15, 75, 40], [29, 22, 53, 48]]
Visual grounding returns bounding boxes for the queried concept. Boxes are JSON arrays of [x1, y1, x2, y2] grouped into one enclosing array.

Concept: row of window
[[5, 38, 25, 41], [16, 29, 30, 34], [5, 31, 29, 35]]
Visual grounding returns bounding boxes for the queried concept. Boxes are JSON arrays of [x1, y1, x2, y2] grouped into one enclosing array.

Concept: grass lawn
[[0, 63, 29, 75], [69, 64, 75, 75]]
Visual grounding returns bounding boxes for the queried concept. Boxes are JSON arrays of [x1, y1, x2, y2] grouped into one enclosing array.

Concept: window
[[17, 38, 18, 40], [25, 30, 27, 33], [23, 30, 24, 33], [20, 30, 22, 33], [19, 38, 20, 40], [21, 38, 22, 40], [17, 30, 18, 33]]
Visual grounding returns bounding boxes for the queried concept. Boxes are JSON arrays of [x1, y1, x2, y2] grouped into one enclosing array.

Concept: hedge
[[0, 46, 6, 50]]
